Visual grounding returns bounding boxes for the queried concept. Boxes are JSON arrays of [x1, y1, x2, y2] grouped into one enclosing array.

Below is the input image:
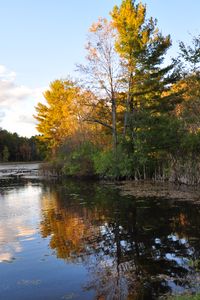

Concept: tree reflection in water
[[40, 180, 200, 299]]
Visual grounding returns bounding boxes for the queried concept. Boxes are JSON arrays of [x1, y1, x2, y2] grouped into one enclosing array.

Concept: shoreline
[[117, 180, 200, 202], [1, 162, 200, 202]]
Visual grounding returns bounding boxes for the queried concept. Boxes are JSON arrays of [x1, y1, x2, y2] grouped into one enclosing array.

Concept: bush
[[62, 141, 98, 177], [93, 145, 134, 179]]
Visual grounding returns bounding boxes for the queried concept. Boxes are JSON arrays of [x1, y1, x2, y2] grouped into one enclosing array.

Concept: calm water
[[0, 178, 200, 300]]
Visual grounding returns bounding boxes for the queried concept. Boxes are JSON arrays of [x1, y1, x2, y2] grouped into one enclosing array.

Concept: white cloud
[[0, 81, 32, 107], [0, 65, 46, 137], [0, 111, 5, 121], [0, 65, 16, 81], [17, 114, 36, 125]]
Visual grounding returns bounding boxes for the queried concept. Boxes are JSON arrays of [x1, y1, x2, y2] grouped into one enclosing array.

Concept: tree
[[2, 146, 9, 162], [111, 0, 180, 137], [179, 34, 200, 73], [19, 142, 31, 161], [78, 18, 121, 151], [34, 79, 85, 154], [177, 35, 200, 132], [34, 79, 105, 159]]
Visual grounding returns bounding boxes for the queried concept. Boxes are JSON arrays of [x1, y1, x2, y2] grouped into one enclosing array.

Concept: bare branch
[[83, 118, 113, 130]]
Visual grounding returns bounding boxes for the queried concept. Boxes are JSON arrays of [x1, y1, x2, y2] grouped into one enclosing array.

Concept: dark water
[[0, 179, 200, 300]]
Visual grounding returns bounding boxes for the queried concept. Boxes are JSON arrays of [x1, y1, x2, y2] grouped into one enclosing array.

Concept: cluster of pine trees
[[0, 129, 46, 162], [35, 0, 200, 182]]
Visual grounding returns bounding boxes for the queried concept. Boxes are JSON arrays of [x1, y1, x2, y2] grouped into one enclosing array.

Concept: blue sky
[[0, 0, 199, 136]]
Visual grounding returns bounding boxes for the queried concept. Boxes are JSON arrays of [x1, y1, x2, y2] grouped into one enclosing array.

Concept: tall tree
[[177, 35, 200, 132], [111, 0, 180, 137], [78, 18, 121, 151]]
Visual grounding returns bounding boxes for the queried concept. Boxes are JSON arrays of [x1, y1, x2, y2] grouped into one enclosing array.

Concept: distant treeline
[[0, 128, 46, 162]]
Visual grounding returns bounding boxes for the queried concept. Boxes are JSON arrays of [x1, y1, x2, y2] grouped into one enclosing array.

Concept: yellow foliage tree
[[34, 79, 109, 155], [34, 79, 85, 152]]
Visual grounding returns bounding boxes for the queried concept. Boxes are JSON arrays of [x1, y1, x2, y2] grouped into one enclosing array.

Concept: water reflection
[[39, 180, 200, 299], [0, 181, 41, 263]]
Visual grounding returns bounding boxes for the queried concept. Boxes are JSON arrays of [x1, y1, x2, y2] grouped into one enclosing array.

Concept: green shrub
[[62, 141, 97, 177], [93, 145, 134, 179]]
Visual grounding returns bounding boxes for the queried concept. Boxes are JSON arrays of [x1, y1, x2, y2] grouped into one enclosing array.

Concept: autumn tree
[[111, 0, 181, 137], [34, 79, 86, 154]]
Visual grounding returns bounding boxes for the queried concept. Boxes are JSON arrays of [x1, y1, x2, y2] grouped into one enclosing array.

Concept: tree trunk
[[112, 97, 118, 152], [123, 73, 134, 138]]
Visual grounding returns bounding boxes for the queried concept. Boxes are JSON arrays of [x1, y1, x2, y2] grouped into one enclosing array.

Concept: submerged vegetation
[[34, 0, 200, 183]]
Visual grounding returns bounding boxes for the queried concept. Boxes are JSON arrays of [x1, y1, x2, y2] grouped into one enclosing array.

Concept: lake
[[0, 175, 200, 299]]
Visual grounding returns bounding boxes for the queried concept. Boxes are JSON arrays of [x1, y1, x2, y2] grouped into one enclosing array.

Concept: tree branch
[[83, 118, 113, 130]]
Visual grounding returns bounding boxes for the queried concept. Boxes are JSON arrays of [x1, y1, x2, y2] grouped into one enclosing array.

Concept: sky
[[0, 0, 199, 137]]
